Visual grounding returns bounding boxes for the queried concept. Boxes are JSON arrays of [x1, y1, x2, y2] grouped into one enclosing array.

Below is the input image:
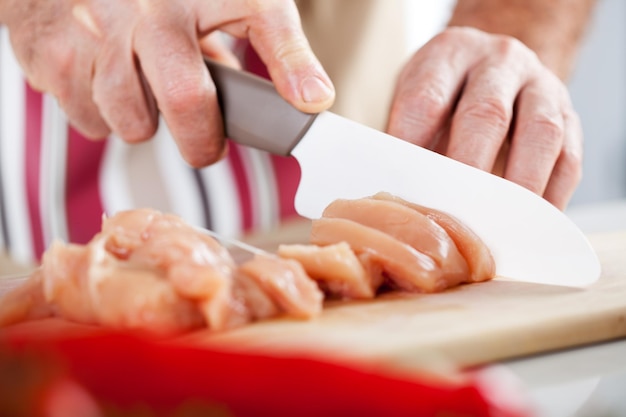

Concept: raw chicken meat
[[0, 209, 323, 334], [238, 255, 323, 318], [321, 197, 470, 280], [281, 195, 494, 294], [227, 270, 280, 325], [0, 194, 495, 334], [41, 237, 204, 334], [310, 217, 459, 293], [277, 242, 380, 299], [371, 193, 495, 282]]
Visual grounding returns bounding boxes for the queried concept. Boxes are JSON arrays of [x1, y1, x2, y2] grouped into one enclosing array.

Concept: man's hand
[[0, 0, 335, 167], [387, 27, 582, 210]]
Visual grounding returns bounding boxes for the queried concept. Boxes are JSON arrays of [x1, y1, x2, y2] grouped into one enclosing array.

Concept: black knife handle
[[205, 58, 318, 156]]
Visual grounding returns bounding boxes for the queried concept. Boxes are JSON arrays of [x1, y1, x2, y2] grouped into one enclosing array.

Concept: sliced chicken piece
[[311, 218, 466, 292], [1, 194, 495, 334], [88, 263, 204, 335], [357, 252, 386, 291], [0, 209, 325, 333], [41, 241, 100, 324], [99, 209, 236, 330], [238, 255, 323, 319], [372, 192, 495, 282], [0, 209, 238, 334], [322, 197, 469, 282], [277, 242, 378, 299], [102, 209, 236, 299], [44, 237, 204, 334], [126, 231, 235, 330], [229, 271, 281, 325]]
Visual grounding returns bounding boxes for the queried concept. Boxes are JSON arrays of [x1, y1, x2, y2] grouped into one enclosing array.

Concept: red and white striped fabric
[[0, 27, 301, 266]]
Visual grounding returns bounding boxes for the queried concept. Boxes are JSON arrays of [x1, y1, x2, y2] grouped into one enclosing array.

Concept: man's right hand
[[0, 0, 335, 167]]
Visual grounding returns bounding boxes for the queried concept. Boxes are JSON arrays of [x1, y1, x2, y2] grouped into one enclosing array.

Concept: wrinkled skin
[[0, 0, 335, 167], [387, 27, 582, 210], [0, 1, 581, 208]]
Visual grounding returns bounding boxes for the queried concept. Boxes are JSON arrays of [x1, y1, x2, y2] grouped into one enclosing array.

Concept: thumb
[[244, 4, 335, 113], [193, 0, 335, 113]]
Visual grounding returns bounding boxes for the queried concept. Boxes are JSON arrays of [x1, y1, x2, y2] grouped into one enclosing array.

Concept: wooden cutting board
[[179, 228, 626, 370], [3, 225, 626, 372]]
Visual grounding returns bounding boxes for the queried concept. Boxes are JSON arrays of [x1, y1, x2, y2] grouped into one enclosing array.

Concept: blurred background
[[568, 0, 626, 206]]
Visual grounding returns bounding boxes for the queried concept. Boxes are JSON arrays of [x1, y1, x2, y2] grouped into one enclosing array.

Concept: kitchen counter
[[502, 338, 626, 417], [499, 199, 626, 417]]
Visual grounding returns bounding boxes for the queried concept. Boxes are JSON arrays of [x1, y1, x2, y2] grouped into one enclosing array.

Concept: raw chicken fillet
[[279, 193, 494, 296], [0, 194, 494, 334]]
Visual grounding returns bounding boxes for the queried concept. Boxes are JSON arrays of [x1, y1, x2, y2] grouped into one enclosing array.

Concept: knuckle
[[93, 88, 158, 143], [493, 35, 539, 66], [271, 37, 310, 66], [459, 97, 511, 129], [244, 0, 283, 15], [55, 86, 75, 114], [516, 174, 542, 195], [494, 35, 523, 55], [494, 34, 512, 51], [119, 118, 158, 143], [430, 28, 455, 45], [244, 0, 264, 13], [47, 50, 77, 104], [435, 26, 474, 43], [525, 115, 565, 145], [162, 80, 209, 115], [28, 42, 76, 102], [559, 146, 583, 183], [398, 85, 448, 125], [63, 99, 111, 140], [49, 42, 76, 80]]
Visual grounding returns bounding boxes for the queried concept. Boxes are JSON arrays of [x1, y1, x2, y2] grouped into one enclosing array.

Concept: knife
[[205, 59, 601, 287]]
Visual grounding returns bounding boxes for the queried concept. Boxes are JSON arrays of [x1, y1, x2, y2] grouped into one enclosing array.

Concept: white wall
[[568, 0, 626, 205]]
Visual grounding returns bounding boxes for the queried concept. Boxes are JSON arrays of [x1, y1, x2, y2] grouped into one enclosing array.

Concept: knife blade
[[205, 59, 601, 287]]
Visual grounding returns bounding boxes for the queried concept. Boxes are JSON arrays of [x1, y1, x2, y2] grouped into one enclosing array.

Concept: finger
[[35, 9, 111, 140], [34, 32, 110, 140], [504, 76, 566, 196], [543, 110, 583, 210], [8, 2, 110, 140], [199, 31, 242, 69], [239, 2, 335, 113], [386, 35, 468, 148], [92, 37, 158, 143], [59, 66, 111, 141], [430, 122, 452, 155], [447, 42, 532, 171], [134, 16, 225, 167]]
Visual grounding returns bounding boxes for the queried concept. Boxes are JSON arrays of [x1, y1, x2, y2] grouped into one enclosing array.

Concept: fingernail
[[300, 76, 333, 103]]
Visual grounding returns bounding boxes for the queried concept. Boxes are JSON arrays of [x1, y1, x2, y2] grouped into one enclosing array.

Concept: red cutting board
[[3, 229, 626, 371]]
